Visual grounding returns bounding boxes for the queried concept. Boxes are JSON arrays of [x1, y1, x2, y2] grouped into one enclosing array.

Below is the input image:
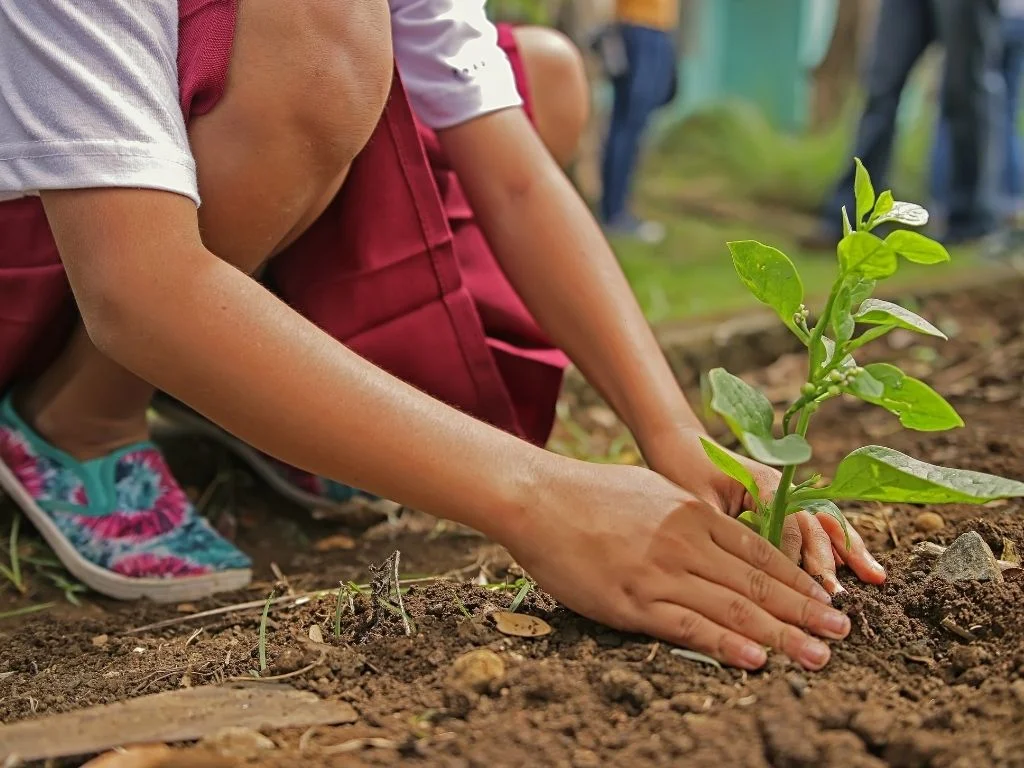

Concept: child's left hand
[[643, 428, 887, 596]]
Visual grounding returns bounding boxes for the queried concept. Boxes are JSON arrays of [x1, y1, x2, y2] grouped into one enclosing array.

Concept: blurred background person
[[597, 0, 680, 243], [805, 0, 1004, 249], [931, 0, 1024, 235]]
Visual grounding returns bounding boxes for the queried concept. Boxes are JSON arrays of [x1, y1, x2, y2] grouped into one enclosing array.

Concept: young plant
[[703, 159, 1024, 550]]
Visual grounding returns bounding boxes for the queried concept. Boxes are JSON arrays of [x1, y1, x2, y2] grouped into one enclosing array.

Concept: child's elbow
[[71, 269, 152, 363]]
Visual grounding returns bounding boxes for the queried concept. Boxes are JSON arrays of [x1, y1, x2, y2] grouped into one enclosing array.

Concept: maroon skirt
[[0, 1, 566, 447]]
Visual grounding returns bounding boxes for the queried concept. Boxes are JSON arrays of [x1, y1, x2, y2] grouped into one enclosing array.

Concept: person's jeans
[[931, 15, 1024, 219], [823, 0, 1003, 240], [600, 24, 676, 225]]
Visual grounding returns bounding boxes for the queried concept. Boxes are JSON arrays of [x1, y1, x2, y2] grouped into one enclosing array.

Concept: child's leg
[[509, 27, 590, 168], [1, 0, 392, 599], [18, 0, 391, 461]]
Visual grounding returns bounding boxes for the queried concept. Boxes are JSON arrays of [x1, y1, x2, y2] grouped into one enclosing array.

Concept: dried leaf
[[490, 611, 552, 638], [314, 534, 356, 552], [1003, 538, 1021, 565], [308, 625, 325, 644]]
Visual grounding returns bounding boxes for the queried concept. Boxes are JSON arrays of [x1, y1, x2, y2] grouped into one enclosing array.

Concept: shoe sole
[[149, 398, 401, 521], [0, 457, 252, 603]]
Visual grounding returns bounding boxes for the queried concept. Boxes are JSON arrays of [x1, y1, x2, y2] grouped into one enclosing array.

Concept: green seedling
[[509, 578, 533, 613], [0, 514, 26, 594], [705, 159, 1024, 550]]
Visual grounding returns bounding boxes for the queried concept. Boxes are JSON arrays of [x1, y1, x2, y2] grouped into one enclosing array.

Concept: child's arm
[[437, 109, 885, 588], [42, 186, 847, 670]]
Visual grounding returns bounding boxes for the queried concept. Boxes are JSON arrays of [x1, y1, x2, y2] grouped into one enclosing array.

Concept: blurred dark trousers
[[931, 15, 1024, 219], [600, 23, 676, 225], [823, 0, 1003, 241]]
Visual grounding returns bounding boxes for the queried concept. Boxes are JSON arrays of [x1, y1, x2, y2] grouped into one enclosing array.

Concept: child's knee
[[189, 0, 393, 268], [515, 27, 590, 166]]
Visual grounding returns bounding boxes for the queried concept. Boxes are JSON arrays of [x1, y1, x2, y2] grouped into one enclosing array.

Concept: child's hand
[[502, 460, 851, 670], [641, 429, 886, 595]]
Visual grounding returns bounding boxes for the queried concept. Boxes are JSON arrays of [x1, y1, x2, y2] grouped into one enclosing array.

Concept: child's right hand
[[500, 460, 852, 671]]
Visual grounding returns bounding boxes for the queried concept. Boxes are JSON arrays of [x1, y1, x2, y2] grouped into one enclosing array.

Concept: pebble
[[91, 634, 109, 648], [448, 649, 505, 694], [914, 512, 945, 533], [933, 531, 1003, 583]]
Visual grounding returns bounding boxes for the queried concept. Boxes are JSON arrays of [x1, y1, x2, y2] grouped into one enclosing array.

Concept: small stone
[[307, 625, 324, 644], [933, 531, 1003, 583], [914, 512, 945, 533], [448, 649, 505, 694], [91, 634, 109, 648], [201, 727, 276, 758], [572, 748, 602, 768]]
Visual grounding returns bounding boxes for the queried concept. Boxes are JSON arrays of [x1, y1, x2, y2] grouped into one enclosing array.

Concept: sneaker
[[0, 394, 252, 602], [150, 395, 400, 520], [605, 214, 666, 245]]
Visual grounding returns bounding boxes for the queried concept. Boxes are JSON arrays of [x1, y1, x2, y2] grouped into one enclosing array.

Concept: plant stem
[[766, 408, 814, 548]]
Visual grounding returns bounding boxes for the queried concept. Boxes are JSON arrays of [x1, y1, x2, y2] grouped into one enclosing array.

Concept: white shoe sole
[[0, 457, 252, 603], [150, 398, 401, 521]]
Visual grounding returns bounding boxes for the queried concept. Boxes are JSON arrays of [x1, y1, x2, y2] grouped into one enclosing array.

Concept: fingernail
[[820, 610, 850, 639], [801, 639, 831, 669], [810, 583, 832, 604], [740, 643, 767, 669], [870, 556, 886, 575], [822, 572, 845, 596]]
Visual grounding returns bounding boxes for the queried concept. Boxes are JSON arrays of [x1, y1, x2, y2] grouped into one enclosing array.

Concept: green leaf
[[820, 337, 856, 371], [885, 230, 950, 265], [872, 200, 929, 228], [848, 276, 876, 306], [802, 501, 851, 548], [841, 206, 853, 237], [854, 158, 875, 226], [870, 190, 894, 225], [831, 284, 856, 345], [700, 437, 761, 503], [854, 298, 947, 339], [705, 369, 812, 467], [855, 363, 964, 431], [800, 445, 1024, 504], [846, 368, 884, 399], [727, 241, 804, 332], [737, 510, 763, 534], [707, 368, 773, 439], [838, 232, 898, 279], [743, 432, 813, 467]]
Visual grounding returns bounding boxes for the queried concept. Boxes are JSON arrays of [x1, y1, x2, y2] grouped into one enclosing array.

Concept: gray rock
[[933, 531, 1003, 583]]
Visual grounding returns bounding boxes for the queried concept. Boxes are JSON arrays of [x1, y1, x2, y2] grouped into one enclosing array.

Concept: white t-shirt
[[0, 0, 522, 205]]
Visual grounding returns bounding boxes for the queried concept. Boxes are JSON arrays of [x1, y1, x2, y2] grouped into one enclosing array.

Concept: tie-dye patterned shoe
[[151, 395, 400, 520], [0, 394, 252, 602]]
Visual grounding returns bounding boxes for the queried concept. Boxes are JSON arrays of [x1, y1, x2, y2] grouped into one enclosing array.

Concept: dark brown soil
[[4, 278, 1024, 767]]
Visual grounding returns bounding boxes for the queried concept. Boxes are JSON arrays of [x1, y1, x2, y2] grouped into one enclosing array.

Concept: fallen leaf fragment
[[314, 534, 356, 552], [1003, 538, 1020, 565], [308, 625, 325, 644], [490, 611, 552, 638]]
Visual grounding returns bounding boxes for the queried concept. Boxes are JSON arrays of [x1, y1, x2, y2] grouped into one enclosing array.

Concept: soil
[[5, 277, 1024, 767]]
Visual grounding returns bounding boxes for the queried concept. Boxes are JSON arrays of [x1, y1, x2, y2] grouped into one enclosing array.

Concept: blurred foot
[[605, 214, 666, 245]]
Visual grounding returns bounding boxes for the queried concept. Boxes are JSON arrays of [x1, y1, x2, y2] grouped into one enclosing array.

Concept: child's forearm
[[438, 110, 703, 447], [43, 188, 548, 541]]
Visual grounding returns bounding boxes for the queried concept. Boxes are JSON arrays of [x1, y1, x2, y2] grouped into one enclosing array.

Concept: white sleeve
[[0, 1, 198, 204], [390, 0, 523, 130]]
